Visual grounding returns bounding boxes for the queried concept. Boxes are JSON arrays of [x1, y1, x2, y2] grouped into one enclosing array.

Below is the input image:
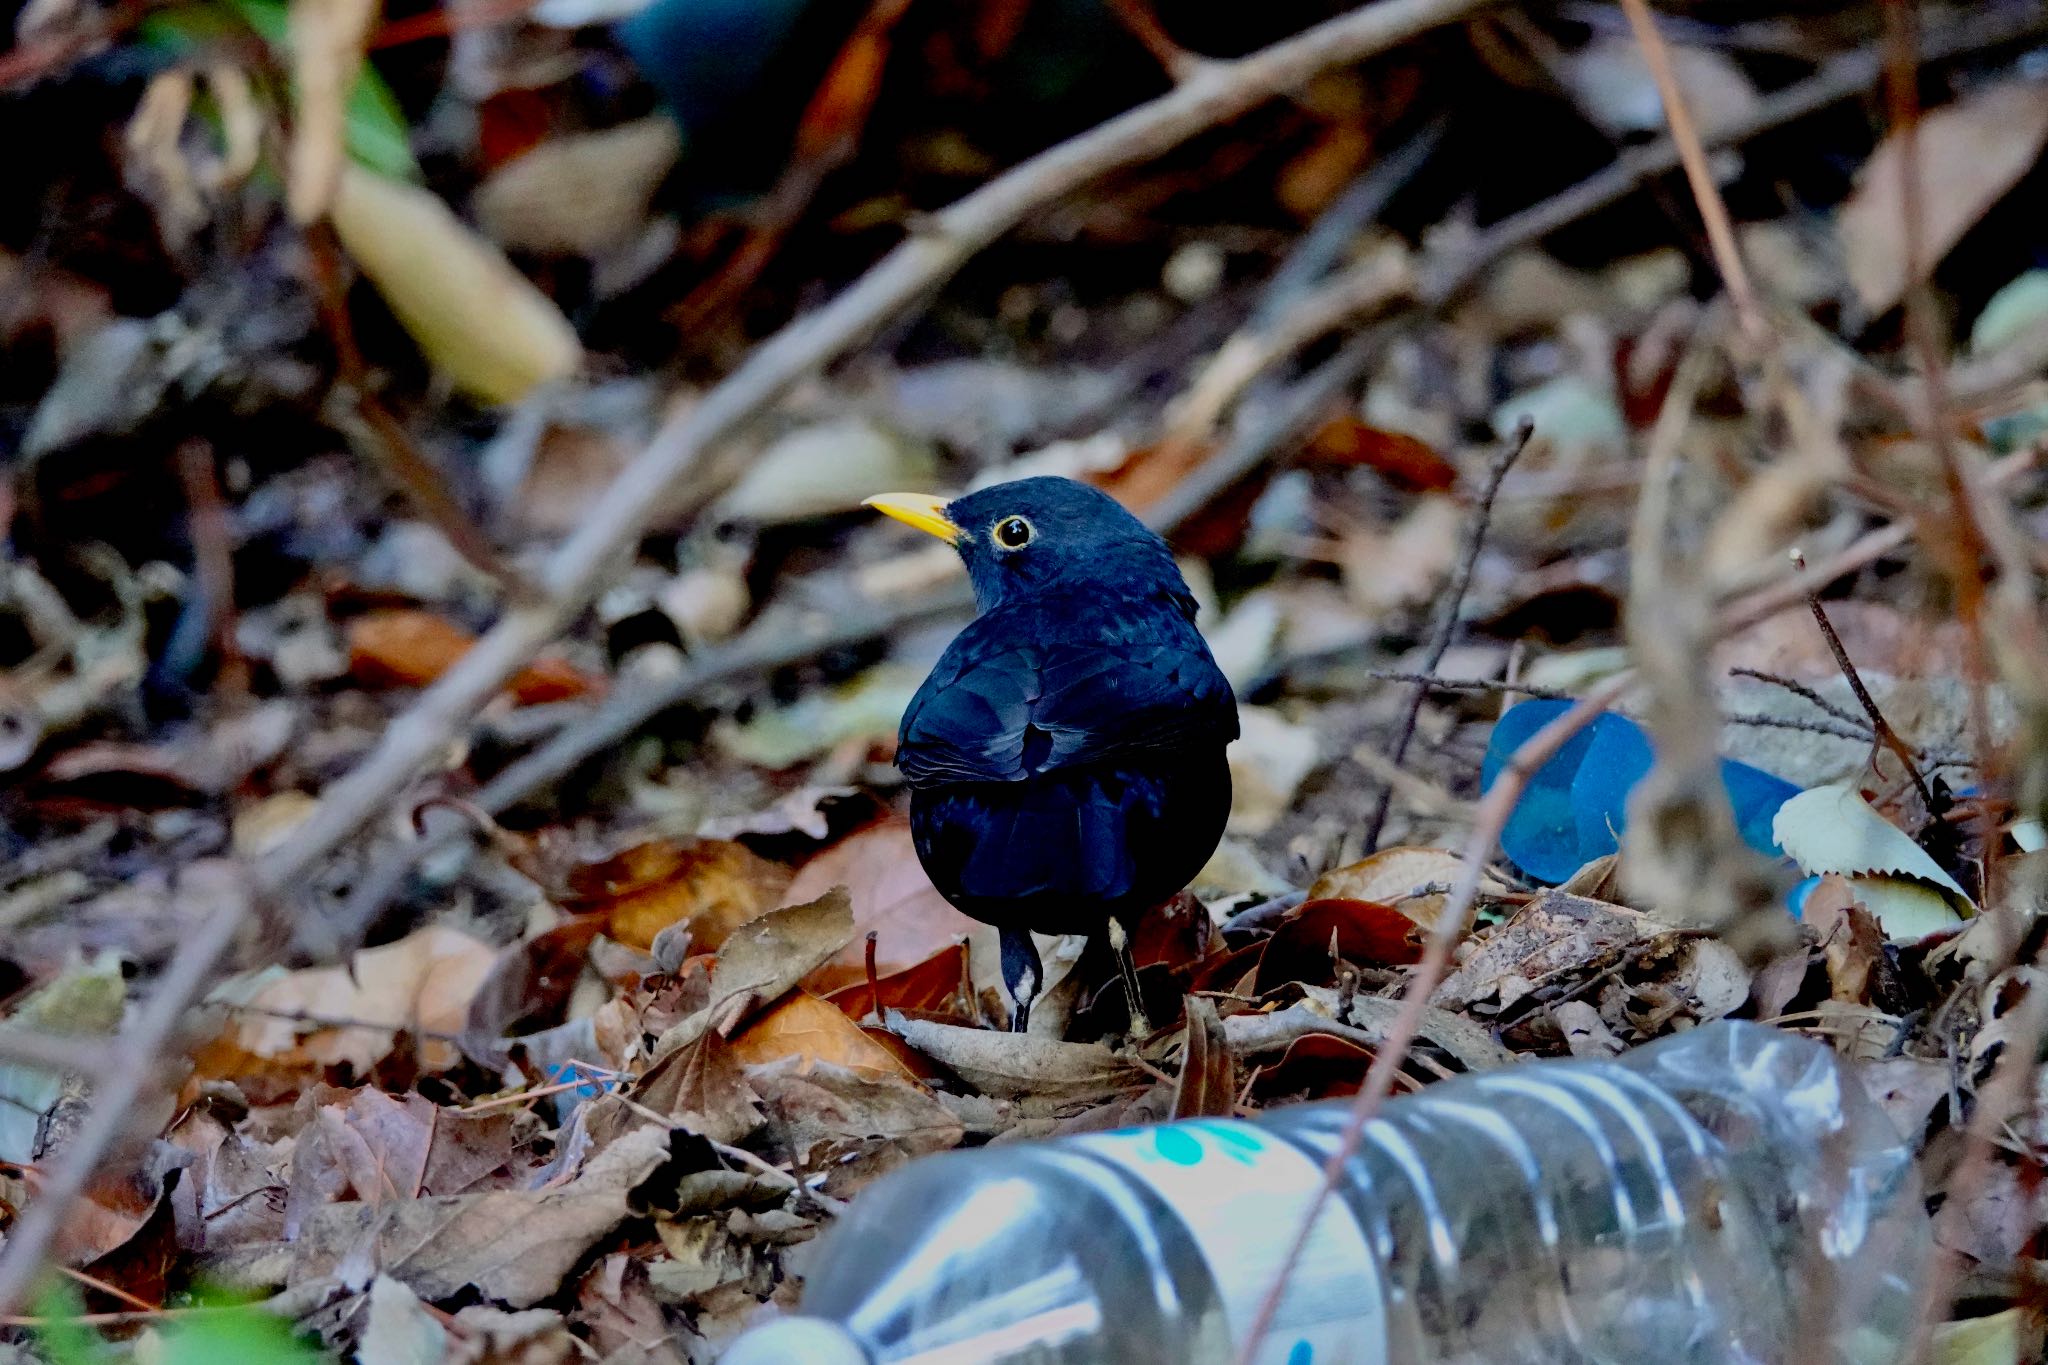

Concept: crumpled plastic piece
[[1481, 699, 1802, 884]]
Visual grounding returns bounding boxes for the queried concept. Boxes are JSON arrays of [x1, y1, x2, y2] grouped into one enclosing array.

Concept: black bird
[[864, 477, 1238, 1033]]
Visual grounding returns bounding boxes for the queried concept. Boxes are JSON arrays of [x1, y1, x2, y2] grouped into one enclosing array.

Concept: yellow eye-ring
[[992, 516, 1034, 550]]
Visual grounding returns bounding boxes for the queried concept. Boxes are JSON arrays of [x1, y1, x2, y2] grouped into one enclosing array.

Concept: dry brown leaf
[[1838, 83, 2048, 314], [462, 916, 605, 1060], [285, 0, 378, 223], [1805, 874, 1885, 1005], [1253, 898, 1428, 993], [329, 164, 583, 405], [886, 1012, 1144, 1101], [348, 608, 598, 704], [823, 941, 970, 1020], [1303, 417, 1459, 491], [1434, 890, 1647, 1013], [652, 889, 856, 1057], [214, 924, 496, 1075], [631, 1030, 763, 1146], [290, 1123, 671, 1307], [577, 1254, 690, 1365], [1308, 846, 1499, 927], [785, 821, 978, 993], [729, 991, 921, 1084], [749, 1059, 965, 1173], [569, 839, 790, 953]]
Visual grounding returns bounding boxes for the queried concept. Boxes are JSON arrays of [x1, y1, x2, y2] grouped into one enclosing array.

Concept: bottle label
[[1068, 1119, 1384, 1365]]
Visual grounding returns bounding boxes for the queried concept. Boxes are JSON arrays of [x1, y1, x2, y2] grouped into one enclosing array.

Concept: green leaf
[[136, 0, 417, 180]]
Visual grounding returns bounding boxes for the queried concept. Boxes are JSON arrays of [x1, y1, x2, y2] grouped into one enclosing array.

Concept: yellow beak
[[862, 491, 961, 543]]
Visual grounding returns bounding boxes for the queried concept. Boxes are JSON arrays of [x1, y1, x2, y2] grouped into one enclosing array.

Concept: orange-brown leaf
[[823, 941, 971, 1020], [786, 821, 978, 992], [346, 608, 598, 704], [1305, 417, 1458, 491], [569, 838, 792, 953], [727, 990, 923, 1084]]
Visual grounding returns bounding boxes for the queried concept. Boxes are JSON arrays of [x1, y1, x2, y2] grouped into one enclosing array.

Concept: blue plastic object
[[1481, 699, 1802, 884]]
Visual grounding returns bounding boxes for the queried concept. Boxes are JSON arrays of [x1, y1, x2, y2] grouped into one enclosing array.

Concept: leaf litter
[[5, 2, 2048, 1360]]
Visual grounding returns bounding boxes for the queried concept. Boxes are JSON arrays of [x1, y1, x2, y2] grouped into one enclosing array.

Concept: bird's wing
[[898, 595, 1237, 786]]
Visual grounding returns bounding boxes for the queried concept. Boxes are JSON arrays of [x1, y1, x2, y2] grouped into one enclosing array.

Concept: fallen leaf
[[749, 1059, 965, 1175], [1254, 898, 1428, 993], [886, 1013, 1144, 1101], [1932, 1309, 2028, 1365], [1226, 706, 1321, 836], [1775, 783, 1971, 936], [285, 1088, 515, 1236], [823, 941, 971, 1020], [1308, 846, 1493, 926], [359, 1273, 450, 1365], [1838, 83, 2048, 315], [652, 889, 857, 1056], [291, 1123, 673, 1307], [1434, 890, 1646, 1012], [474, 118, 682, 256], [206, 924, 497, 1076], [1304, 417, 1458, 491], [347, 608, 598, 704], [629, 1030, 764, 1147], [576, 1254, 690, 1365], [786, 821, 979, 993], [329, 164, 583, 405], [730, 991, 922, 1084], [569, 839, 791, 953], [1336, 494, 1464, 614], [462, 915, 606, 1060]]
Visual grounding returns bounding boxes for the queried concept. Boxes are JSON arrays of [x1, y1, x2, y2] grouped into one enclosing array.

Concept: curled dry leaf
[[886, 1012, 1144, 1101], [329, 164, 582, 405], [567, 838, 791, 953], [348, 608, 599, 704], [1168, 996, 1235, 1121], [823, 941, 971, 1021]]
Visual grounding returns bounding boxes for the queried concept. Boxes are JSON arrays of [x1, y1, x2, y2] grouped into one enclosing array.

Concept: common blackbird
[[864, 477, 1238, 1033]]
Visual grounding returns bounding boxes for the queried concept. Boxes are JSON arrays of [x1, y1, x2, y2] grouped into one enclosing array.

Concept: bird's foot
[[1105, 919, 1153, 1040]]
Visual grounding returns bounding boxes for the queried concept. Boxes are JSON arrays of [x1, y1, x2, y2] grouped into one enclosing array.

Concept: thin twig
[[1615, 0, 1761, 341], [1237, 673, 1634, 1364], [1362, 418, 1534, 851], [1726, 666, 1869, 729], [1793, 550, 1936, 813]]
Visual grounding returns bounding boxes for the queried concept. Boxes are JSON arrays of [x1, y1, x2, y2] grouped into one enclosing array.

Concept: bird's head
[[864, 476, 1188, 613]]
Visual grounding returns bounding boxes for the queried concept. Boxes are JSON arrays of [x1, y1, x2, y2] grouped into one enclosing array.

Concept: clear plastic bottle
[[722, 1020, 1928, 1365]]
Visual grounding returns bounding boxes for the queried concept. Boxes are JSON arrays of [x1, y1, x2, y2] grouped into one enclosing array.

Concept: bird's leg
[[999, 927, 1043, 1034], [1105, 918, 1152, 1039]]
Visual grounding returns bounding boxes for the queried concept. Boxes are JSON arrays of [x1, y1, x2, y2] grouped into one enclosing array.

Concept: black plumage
[[866, 477, 1238, 1032]]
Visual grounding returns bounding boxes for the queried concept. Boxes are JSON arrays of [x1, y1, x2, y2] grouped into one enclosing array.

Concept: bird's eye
[[992, 516, 1035, 550]]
